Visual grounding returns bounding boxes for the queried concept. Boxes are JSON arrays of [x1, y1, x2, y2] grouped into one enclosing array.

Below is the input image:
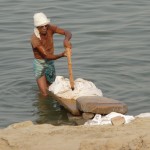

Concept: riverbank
[[0, 117, 150, 150]]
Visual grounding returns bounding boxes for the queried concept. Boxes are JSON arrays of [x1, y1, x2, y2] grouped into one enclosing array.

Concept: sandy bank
[[0, 118, 150, 150]]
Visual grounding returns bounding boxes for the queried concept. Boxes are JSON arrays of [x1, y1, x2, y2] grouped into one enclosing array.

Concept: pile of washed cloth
[[84, 112, 150, 126], [49, 76, 103, 99]]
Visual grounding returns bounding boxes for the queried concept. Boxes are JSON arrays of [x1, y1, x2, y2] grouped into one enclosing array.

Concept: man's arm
[[54, 26, 72, 49], [37, 45, 67, 60]]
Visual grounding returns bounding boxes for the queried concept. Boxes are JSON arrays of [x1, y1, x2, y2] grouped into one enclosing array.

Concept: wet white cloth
[[84, 112, 135, 125], [33, 12, 50, 27], [49, 76, 103, 99], [33, 12, 51, 40], [34, 28, 41, 39], [84, 112, 150, 126]]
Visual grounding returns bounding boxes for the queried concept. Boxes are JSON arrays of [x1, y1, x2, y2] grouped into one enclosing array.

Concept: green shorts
[[33, 59, 56, 84]]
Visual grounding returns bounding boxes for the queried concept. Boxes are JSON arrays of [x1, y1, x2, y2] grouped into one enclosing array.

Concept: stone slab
[[76, 96, 128, 114], [49, 91, 81, 116]]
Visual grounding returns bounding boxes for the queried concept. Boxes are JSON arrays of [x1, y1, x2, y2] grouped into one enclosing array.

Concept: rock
[[76, 96, 128, 115], [67, 113, 82, 121], [7, 121, 33, 129], [49, 92, 81, 116], [67, 113, 87, 125], [82, 113, 95, 120], [111, 116, 125, 126]]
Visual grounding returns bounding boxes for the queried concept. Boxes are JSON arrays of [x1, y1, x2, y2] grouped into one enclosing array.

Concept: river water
[[0, 0, 150, 127]]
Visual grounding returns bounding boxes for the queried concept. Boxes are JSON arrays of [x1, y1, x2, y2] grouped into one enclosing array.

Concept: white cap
[[33, 12, 50, 27]]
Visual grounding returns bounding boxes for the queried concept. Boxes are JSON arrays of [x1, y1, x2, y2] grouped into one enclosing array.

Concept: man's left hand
[[64, 40, 72, 49]]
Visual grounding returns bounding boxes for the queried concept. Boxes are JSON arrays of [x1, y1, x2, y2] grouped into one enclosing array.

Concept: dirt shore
[[0, 117, 150, 150]]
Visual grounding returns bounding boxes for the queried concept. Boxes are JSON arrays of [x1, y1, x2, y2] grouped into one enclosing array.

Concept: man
[[31, 12, 72, 96]]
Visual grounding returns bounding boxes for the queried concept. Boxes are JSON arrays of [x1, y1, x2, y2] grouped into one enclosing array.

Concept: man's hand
[[62, 48, 72, 57], [64, 40, 72, 49], [62, 49, 68, 57]]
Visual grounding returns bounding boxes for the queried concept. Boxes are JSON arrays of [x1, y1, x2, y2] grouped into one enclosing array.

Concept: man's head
[[34, 12, 50, 27], [33, 12, 50, 35]]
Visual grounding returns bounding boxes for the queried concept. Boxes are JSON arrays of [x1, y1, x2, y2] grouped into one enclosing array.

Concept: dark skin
[[35, 24, 72, 96]]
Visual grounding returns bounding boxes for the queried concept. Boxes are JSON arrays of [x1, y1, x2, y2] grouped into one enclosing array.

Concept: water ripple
[[0, 0, 150, 127]]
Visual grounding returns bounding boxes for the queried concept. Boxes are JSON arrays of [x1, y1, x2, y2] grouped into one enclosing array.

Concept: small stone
[[111, 116, 125, 126], [67, 113, 82, 121], [67, 113, 86, 125], [82, 112, 95, 120]]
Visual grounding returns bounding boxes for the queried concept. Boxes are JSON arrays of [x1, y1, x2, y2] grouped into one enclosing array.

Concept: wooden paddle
[[66, 48, 74, 90]]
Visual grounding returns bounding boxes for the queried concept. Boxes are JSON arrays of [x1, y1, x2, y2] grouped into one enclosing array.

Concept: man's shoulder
[[31, 33, 38, 40], [50, 24, 57, 28], [49, 24, 58, 32], [30, 33, 41, 45], [31, 33, 36, 38]]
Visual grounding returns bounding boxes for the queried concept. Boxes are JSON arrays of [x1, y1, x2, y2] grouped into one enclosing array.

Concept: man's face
[[37, 24, 49, 35]]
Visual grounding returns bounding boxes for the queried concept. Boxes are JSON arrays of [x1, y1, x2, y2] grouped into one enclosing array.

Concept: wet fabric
[[49, 76, 103, 99], [84, 112, 135, 126], [33, 59, 56, 83]]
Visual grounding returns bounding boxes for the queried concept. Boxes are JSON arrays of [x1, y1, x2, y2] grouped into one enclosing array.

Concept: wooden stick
[[66, 48, 74, 90]]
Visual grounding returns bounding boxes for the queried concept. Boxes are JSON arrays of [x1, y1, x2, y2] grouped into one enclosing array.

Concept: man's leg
[[36, 75, 49, 96]]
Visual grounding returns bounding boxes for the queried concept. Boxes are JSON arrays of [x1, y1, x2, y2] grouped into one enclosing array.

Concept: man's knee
[[36, 76, 49, 97], [41, 90, 48, 97]]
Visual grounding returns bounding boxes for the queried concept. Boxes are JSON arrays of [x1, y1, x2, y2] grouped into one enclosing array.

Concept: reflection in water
[[34, 93, 75, 126]]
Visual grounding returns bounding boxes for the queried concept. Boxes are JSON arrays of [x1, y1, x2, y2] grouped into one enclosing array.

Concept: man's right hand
[[62, 50, 68, 57]]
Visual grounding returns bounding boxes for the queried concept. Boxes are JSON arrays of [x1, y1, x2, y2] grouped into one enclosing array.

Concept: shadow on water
[[33, 93, 76, 126]]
